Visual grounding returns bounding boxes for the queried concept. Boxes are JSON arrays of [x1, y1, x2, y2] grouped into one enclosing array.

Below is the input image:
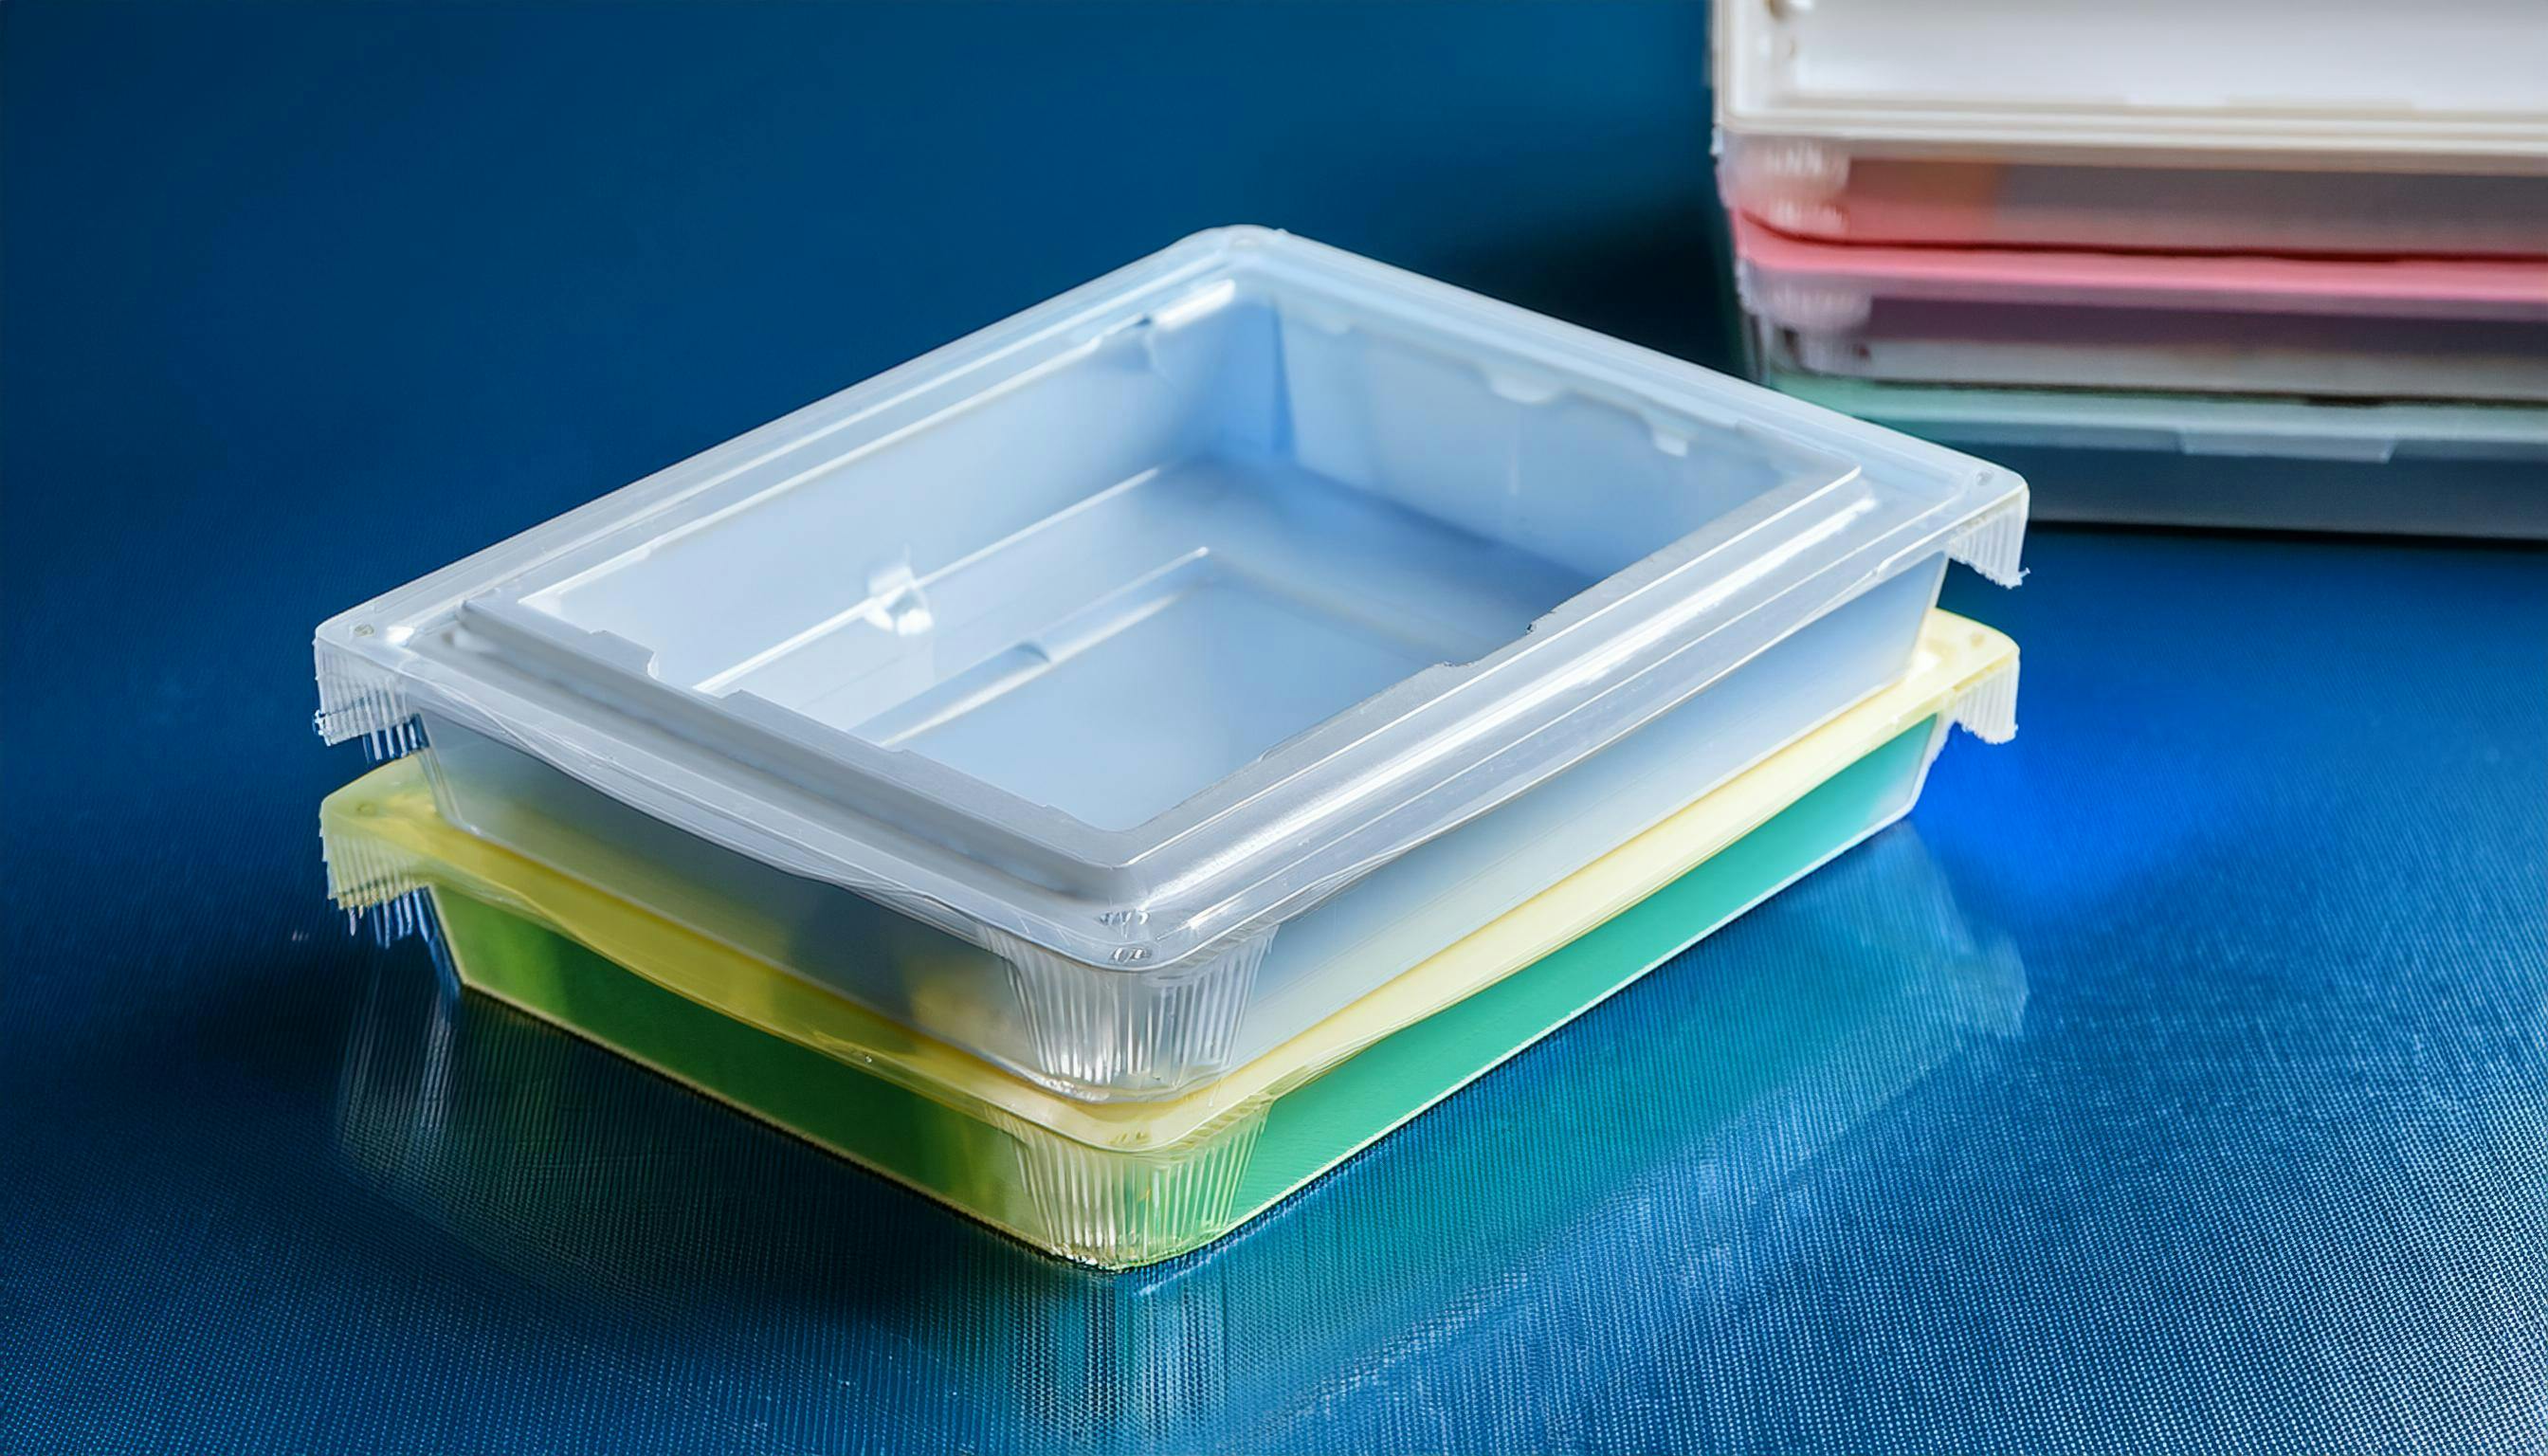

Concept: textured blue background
[[5, 5, 2545, 1452]]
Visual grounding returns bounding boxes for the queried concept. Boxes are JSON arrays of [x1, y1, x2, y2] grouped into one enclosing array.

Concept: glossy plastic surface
[[313, 228, 2024, 1091], [1714, 0, 2548, 254], [1738, 219, 2548, 403]]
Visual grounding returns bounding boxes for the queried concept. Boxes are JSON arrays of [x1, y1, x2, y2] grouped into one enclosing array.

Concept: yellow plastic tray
[[323, 611, 2015, 1265]]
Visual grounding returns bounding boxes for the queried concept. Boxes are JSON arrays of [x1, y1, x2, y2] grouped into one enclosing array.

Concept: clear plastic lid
[[317, 227, 2024, 974]]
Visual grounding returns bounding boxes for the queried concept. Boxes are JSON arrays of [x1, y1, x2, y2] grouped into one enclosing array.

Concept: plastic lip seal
[[316, 227, 2026, 976]]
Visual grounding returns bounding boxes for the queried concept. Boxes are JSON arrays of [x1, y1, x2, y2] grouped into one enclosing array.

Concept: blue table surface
[[5, 6, 2544, 1452]]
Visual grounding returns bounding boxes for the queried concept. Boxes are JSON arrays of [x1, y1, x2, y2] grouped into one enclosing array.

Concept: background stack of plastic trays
[[1713, 0, 2548, 537], [313, 228, 2029, 1268]]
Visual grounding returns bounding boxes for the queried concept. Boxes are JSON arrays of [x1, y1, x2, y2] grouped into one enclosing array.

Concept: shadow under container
[[323, 612, 2018, 1268], [315, 227, 2026, 1102]]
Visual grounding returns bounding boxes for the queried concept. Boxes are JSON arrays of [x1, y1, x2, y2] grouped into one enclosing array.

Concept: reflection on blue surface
[[8, 523, 2546, 1451], [325, 828, 2022, 1454]]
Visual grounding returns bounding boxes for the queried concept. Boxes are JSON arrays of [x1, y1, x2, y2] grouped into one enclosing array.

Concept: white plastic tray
[[1714, 0, 2548, 255], [316, 227, 2027, 1098], [1769, 373, 2548, 537]]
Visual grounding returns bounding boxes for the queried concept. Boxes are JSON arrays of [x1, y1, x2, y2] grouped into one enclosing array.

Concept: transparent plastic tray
[[1738, 218, 2548, 403], [1771, 373, 2548, 537], [314, 227, 2026, 1099], [322, 612, 2020, 1267], [1715, 0, 2548, 256], [409, 555, 1941, 1099]]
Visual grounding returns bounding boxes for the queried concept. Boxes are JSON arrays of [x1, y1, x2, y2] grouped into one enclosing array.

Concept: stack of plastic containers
[[313, 228, 2029, 1267], [1714, 0, 2548, 537]]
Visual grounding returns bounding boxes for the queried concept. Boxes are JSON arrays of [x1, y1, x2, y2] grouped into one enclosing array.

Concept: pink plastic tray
[[1719, 140, 2548, 260], [1737, 218, 2548, 402]]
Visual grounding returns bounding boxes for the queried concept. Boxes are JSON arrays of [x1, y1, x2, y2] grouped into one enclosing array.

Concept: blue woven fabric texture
[[5, 5, 2545, 1451]]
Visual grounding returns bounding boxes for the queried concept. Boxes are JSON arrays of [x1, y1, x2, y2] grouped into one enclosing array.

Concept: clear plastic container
[[322, 611, 2021, 1268], [408, 554, 1941, 1099], [1738, 218, 2548, 404], [1769, 373, 2548, 537], [313, 227, 2027, 1100], [1714, 0, 2548, 256]]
